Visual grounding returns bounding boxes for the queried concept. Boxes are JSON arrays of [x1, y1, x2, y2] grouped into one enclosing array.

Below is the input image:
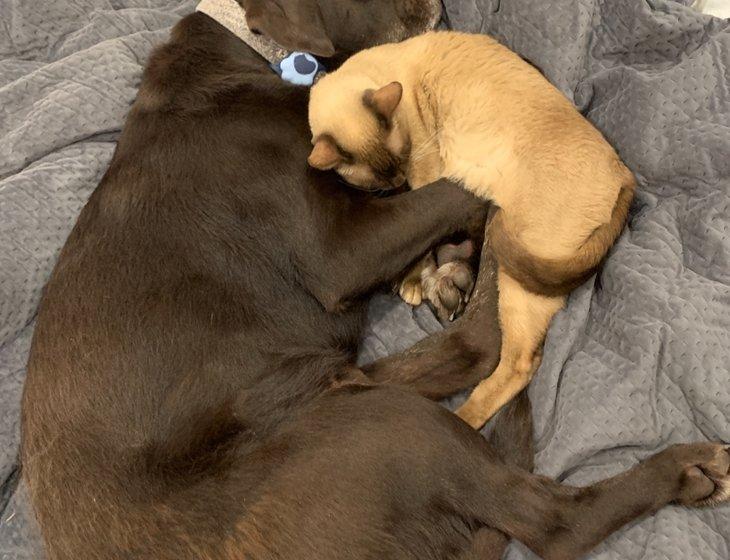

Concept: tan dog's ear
[[242, 0, 335, 58], [308, 137, 344, 170], [362, 82, 403, 122]]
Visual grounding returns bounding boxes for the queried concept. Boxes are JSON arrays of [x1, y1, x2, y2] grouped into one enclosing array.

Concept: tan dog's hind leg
[[456, 268, 565, 429]]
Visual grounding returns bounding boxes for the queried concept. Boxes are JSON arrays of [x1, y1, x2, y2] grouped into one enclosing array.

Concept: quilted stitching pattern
[[364, 1, 729, 558], [0, 0, 728, 558], [451, 1, 728, 558], [0, 0, 196, 554]]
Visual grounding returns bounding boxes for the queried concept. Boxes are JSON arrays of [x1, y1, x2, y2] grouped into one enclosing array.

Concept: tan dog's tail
[[490, 173, 636, 297]]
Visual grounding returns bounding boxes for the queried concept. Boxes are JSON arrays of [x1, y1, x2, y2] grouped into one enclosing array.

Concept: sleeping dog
[[21, 1, 730, 560]]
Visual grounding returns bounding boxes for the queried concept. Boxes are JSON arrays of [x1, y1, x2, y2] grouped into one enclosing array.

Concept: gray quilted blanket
[[1, 0, 728, 558]]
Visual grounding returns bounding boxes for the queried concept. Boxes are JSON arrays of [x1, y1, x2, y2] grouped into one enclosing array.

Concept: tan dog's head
[[308, 77, 410, 191]]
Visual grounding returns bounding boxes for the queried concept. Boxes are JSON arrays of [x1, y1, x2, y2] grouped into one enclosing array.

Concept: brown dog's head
[[241, 0, 442, 60]]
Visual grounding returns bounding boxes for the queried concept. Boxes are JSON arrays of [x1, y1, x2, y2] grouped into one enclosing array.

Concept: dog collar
[[196, 0, 326, 86]]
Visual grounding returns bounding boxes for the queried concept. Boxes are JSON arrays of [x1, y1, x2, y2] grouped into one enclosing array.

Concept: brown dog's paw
[[682, 445, 730, 507], [421, 239, 476, 324], [422, 260, 475, 324], [661, 444, 730, 507]]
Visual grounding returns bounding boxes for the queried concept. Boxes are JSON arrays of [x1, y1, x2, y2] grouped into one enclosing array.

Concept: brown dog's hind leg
[[459, 390, 535, 560], [520, 443, 730, 559], [437, 408, 730, 560], [457, 267, 565, 428], [221, 387, 728, 560]]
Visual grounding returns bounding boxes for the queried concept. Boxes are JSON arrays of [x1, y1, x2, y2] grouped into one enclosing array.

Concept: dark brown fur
[[364, 239, 501, 397], [20, 2, 729, 560]]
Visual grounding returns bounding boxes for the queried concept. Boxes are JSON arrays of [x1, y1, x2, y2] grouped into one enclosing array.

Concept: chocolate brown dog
[[21, 2, 730, 560]]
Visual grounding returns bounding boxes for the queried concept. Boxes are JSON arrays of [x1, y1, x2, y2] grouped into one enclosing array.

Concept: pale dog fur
[[308, 31, 635, 428]]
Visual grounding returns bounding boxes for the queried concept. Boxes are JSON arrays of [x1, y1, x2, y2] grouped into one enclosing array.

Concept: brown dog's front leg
[[362, 243, 501, 400], [297, 179, 488, 312]]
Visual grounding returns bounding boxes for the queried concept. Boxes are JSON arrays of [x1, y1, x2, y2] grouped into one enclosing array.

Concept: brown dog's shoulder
[[134, 13, 269, 113]]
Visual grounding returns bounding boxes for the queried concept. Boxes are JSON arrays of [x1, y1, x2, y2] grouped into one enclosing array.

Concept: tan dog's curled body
[[308, 31, 636, 428]]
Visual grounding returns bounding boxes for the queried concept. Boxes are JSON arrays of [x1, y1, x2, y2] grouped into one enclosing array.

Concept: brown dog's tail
[[490, 171, 636, 297], [487, 388, 534, 471], [459, 390, 535, 560]]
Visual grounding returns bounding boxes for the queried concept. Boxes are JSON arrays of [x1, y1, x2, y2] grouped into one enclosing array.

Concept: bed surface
[[1, 1, 728, 558]]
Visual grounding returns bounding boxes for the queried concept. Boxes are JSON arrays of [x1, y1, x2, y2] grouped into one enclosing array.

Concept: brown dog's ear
[[362, 82, 403, 122], [308, 137, 344, 170], [242, 0, 335, 58]]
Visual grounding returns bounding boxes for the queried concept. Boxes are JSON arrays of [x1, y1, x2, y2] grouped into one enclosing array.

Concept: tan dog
[[307, 31, 636, 429]]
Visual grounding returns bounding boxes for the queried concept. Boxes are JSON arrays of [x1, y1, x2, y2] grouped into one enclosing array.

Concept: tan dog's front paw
[[399, 277, 423, 306], [422, 260, 474, 323], [422, 239, 476, 323], [397, 253, 436, 307]]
